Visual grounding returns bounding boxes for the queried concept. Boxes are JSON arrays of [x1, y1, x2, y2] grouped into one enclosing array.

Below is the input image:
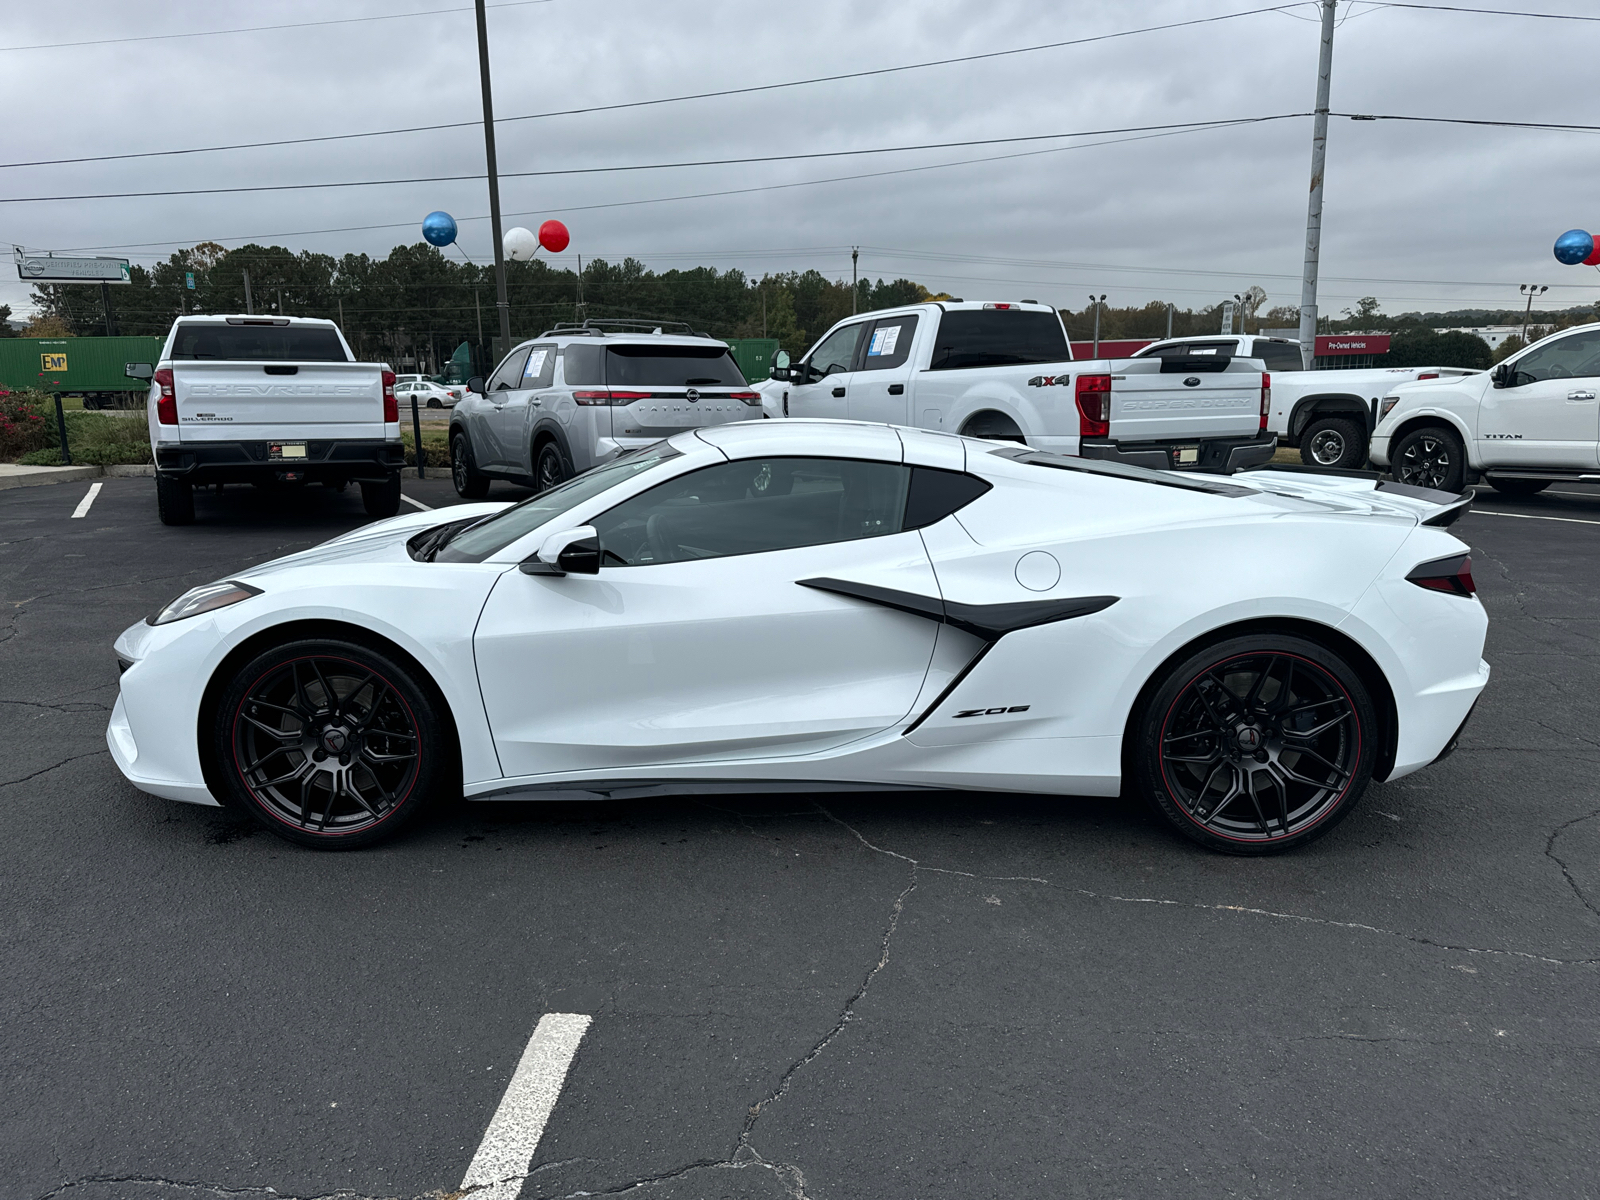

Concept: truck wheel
[[1390, 426, 1465, 492], [1299, 417, 1366, 469], [156, 475, 195, 526], [1488, 477, 1550, 497], [361, 475, 403, 519], [535, 441, 569, 492], [451, 432, 490, 499]]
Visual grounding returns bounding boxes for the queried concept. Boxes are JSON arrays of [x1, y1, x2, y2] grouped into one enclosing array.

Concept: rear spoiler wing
[[1241, 463, 1472, 527]]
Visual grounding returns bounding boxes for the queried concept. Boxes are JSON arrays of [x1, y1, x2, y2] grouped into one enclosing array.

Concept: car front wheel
[[1391, 425, 1465, 492], [1132, 634, 1377, 854], [212, 639, 448, 849]]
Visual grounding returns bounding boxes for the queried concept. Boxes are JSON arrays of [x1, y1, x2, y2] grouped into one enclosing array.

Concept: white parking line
[[401, 494, 432, 511], [459, 1012, 591, 1200], [70, 483, 102, 519], [1471, 509, 1600, 527]]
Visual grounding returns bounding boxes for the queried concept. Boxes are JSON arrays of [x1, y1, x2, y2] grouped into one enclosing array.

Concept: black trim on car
[[991, 445, 1258, 497], [154, 439, 403, 483], [796, 578, 1117, 642]]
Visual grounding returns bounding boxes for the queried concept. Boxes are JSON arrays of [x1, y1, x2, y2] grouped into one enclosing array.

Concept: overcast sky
[[3, 0, 1597, 326]]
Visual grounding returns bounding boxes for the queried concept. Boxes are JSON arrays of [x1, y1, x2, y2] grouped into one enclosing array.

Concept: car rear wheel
[[1488, 477, 1550, 497], [535, 441, 568, 492], [361, 474, 402, 518], [428, 398, 442, 408], [155, 475, 195, 525], [1391, 425, 1465, 492], [212, 639, 447, 849], [1132, 634, 1377, 855], [1299, 416, 1366, 469], [451, 431, 490, 499]]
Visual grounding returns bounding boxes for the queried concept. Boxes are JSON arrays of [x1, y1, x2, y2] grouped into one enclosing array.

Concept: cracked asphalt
[[3, 474, 1598, 1200]]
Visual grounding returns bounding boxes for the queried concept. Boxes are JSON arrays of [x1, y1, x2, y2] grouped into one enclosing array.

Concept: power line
[[0, 0, 556, 53], [0, 5, 1300, 170], [1374, 2, 1600, 21], [1339, 112, 1600, 131], [0, 116, 1305, 204]]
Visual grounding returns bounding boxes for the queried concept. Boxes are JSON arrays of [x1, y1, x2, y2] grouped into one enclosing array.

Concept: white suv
[[449, 322, 761, 497]]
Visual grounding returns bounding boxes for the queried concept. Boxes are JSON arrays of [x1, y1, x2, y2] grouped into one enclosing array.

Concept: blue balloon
[[422, 211, 458, 248], [1554, 228, 1594, 265]]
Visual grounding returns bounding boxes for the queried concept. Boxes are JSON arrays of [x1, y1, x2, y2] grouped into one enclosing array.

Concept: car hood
[[234, 501, 510, 580]]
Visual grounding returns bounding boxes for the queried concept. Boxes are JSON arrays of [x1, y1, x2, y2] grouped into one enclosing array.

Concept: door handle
[[888, 384, 905, 395], [1568, 390, 1596, 400], [832, 387, 846, 398]]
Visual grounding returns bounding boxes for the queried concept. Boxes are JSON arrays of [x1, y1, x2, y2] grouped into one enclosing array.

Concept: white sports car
[[108, 420, 1488, 854]]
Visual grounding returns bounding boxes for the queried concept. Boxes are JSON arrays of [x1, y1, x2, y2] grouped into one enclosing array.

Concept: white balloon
[[503, 226, 539, 262]]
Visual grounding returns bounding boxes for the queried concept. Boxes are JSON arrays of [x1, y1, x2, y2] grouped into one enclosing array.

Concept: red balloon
[[1585, 242, 1600, 267], [539, 220, 570, 254]]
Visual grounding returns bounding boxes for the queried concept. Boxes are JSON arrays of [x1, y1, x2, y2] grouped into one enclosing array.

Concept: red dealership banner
[[1315, 334, 1390, 356]]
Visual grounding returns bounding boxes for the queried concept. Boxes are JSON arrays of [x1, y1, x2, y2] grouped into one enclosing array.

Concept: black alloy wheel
[[1488, 477, 1550, 498], [535, 441, 568, 492], [1391, 425, 1465, 492], [1134, 635, 1376, 854], [451, 431, 489, 499], [214, 640, 446, 848], [1300, 416, 1366, 469]]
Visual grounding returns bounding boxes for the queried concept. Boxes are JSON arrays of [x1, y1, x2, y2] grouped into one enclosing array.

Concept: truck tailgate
[[1109, 358, 1261, 442], [172, 361, 385, 441]]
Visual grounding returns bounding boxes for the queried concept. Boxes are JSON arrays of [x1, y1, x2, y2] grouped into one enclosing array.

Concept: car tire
[[1488, 477, 1550, 498], [1299, 416, 1366, 469], [428, 398, 442, 409], [211, 638, 449, 849], [1132, 633, 1377, 855], [361, 474, 403, 519], [1390, 425, 1466, 493], [535, 440, 569, 492], [155, 475, 195, 525], [451, 431, 490, 499]]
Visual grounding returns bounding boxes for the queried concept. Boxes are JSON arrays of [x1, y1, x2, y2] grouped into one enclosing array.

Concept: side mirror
[[771, 350, 791, 380], [520, 525, 600, 576], [467, 375, 487, 396], [125, 363, 154, 380], [1490, 362, 1510, 388]]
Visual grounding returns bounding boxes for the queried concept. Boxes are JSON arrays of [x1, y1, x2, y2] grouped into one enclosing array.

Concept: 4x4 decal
[[1027, 374, 1073, 387]]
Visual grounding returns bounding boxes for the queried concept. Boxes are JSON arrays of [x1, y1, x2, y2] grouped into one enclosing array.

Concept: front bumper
[[1368, 433, 1392, 469], [154, 439, 405, 484], [1080, 432, 1277, 475]]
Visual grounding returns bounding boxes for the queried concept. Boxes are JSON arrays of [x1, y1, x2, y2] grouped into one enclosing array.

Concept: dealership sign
[[1315, 334, 1391, 356], [13, 248, 132, 284]]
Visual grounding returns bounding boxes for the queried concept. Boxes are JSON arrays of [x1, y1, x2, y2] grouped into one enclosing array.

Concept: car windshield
[[605, 345, 746, 387], [436, 443, 683, 562]]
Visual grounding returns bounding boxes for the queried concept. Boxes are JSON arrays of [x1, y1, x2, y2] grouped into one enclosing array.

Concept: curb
[[0, 463, 155, 490]]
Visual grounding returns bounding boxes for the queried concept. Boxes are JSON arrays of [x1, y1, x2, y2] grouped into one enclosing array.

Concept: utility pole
[[475, 0, 512, 358], [1297, 0, 1337, 371], [99, 281, 117, 337], [1165, 302, 1173, 339], [242, 270, 253, 315], [851, 247, 859, 315], [337, 297, 344, 330], [762, 287, 767, 338], [1089, 294, 1106, 357], [1520, 284, 1547, 343]]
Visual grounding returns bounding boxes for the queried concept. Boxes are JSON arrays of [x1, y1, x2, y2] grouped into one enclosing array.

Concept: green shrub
[[7, 397, 154, 465], [0, 390, 54, 460]]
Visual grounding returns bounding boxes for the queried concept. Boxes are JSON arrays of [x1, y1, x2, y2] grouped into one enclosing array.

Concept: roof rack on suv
[[539, 319, 713, 338]]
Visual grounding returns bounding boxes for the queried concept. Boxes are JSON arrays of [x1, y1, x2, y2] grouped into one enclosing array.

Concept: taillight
[[1407, 553, 1475, 597], [1075, 373, 1111, 439], [731, 390, 762, 406], [573, 389, 651, 406], [154, 367, 177, 425], [982, 302, 1017, 310], [1260, 372, 1271, 432], [1417, 372, 1439, 381], [382, 370, 398, 422]]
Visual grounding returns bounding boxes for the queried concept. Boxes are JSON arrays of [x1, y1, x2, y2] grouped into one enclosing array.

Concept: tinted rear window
[[169, 324, 349, 362], [1254, 341, 1305, 373], [929, 311, 1070, 372], [605, 345, 746, 387]]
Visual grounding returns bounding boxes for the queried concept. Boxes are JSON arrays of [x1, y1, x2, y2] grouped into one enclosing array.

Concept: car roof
[[523, 333, 727, 349]]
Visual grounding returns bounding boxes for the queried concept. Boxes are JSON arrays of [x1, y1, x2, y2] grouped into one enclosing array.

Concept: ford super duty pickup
[[133, 316, 404, 525]]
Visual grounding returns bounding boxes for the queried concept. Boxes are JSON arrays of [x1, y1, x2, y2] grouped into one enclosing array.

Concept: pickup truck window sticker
[[868, 325, 901, 357]]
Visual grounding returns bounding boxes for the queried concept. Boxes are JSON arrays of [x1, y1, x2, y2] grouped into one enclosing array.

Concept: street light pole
[[1297, 0, 1337, 371], [1520, 284, 1547, 343], [474, 0, 512, 358], [851, 247, 859, 315], [1090, 294, 1106, 357]]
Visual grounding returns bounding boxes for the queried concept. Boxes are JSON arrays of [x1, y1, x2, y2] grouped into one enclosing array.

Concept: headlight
[[148, 580, 262, 626], [1380, 396, 1400, 421]]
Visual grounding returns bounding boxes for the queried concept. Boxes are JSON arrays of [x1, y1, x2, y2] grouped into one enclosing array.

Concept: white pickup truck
[[1371, 321, 1600, 495], [771, 301, 1275, 472], [133, 315, 405, 526], [1130, 334, 1477, 469]]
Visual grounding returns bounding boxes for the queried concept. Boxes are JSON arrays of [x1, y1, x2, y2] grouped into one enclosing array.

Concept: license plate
[[268, 441, 307, 460], [1173, 446, 1199, 467]]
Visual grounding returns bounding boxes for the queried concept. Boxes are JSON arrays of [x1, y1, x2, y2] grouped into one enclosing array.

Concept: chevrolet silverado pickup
[[135, 316, 404, 525]]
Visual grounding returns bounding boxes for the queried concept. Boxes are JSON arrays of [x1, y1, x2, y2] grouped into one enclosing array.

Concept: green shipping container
[[0, 336, 165, 408], [725, 337, 780, 382]]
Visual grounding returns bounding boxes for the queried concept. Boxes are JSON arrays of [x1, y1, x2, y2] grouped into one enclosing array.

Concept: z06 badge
[[953, 705, 1032, 718]]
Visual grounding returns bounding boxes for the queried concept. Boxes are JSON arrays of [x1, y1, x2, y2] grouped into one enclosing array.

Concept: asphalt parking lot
[[4, 473, 1598, 1200]]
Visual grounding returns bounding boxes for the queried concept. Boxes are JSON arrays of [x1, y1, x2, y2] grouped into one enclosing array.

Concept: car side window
[[592, 457, 912, 566], [805, 324, 866, 378], [1508, 330, 1600, 387], [523, 343, 558, 389], [561, 343, 604, 386], [1143, 341, 1237, 359], [1253, 341, 1305, 373], [857, 315, 919, 372], [487, 347, 532, 391]]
